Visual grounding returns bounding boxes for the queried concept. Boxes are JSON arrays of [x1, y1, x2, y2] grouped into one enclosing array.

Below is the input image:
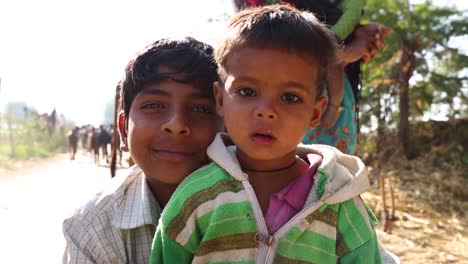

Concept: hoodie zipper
[[242, 180, 327, 263], [242, 180, 272, 263]]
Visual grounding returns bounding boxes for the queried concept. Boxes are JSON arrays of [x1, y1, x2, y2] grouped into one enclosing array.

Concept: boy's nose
[[161, 112, 191, 135]]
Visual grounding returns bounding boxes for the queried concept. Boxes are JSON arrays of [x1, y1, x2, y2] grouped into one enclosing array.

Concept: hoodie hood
[[207, 133, 370, 206], [296, 143, 370, 205]]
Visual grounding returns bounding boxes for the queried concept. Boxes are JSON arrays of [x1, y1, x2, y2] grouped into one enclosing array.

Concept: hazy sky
[[0, 0, 233, 126], [0, 0, 465, 126]]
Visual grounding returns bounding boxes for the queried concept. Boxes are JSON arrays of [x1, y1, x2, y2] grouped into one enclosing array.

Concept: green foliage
[[0, 115, 71, 166], [359, 0, 467, 135]]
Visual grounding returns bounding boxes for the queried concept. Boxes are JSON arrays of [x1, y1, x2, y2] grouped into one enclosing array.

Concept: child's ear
[[213, 81, 224, 117], [117, 111, 129, 152], [309, 96, 327, 129]]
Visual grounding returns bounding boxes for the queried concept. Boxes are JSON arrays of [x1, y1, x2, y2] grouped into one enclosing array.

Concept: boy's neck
[[146, 178, 178, 208]]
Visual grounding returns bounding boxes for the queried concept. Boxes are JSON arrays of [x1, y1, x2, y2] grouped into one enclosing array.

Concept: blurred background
[[0, 0, 466, 263]]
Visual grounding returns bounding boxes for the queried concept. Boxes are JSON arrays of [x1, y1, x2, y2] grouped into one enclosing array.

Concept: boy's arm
[[332, 0, 364, 40], [62, 219, 98, 264]]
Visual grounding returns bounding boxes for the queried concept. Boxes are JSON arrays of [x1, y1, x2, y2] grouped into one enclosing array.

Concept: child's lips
[[250, 132, 275, 145]]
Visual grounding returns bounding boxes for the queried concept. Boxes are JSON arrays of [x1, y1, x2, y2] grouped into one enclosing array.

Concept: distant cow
[[90, 125, 112, 165], [67, 126, 79, 160]]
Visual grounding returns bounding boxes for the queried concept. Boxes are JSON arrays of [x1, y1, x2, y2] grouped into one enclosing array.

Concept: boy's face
[[214, 47, 326, 164], [120, 71, 223, 186]]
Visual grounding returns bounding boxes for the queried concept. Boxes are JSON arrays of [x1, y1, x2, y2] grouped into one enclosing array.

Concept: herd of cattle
[[67, 124, 123, 170], [68, 83, 132, 177]]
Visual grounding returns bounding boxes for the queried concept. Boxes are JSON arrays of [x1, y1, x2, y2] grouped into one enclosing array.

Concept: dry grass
[[362, 142, 468, 263]]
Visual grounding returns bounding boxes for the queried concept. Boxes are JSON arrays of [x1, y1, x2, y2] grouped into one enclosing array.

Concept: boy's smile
[[214, 47, 326, 170], [152, 145, 197, 162]]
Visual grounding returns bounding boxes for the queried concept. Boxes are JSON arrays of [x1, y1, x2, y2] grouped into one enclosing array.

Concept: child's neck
[[238, 153, 309, 214]]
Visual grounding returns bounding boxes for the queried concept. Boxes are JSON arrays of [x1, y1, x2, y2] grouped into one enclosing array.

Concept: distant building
[[4, 101, 28, 119]]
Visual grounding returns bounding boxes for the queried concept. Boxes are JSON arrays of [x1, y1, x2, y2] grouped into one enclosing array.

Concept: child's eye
[[142, 102, 164, 109], [281, 93, 300, 103], [193, 105, 214, 114], [238, 88, 256, 97]]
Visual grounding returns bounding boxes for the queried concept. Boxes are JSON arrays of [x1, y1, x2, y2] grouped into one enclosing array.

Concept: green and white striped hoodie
[[150, 133, 383, 264]]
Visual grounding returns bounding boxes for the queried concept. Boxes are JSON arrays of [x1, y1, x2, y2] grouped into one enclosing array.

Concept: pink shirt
[[264, 154, 322, 234]]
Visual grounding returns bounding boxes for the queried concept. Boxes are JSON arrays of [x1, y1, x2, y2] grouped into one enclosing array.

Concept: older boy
[[62, 37, 224, 264]]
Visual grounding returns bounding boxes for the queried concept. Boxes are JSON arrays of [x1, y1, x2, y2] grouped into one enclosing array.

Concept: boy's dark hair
[[119, 37, 219, 121], [215, 4, 339, 90]]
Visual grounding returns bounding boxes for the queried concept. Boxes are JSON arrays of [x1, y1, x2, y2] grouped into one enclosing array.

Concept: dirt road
[[1, 152, 466, 263], [0, 153, 125, 264]]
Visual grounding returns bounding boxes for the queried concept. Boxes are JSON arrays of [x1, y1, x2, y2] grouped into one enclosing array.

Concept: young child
[[62, 37, 224, 264], [151, 5, 386, 264], [232, 0, 392, 155], [232, 0, 364, 131]]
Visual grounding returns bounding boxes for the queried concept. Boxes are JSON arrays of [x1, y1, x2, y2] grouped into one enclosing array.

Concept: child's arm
[[149, 224, 194, 264], [332, 0, 365, 41], [338, 232, 382, 263], [336, 197, 383, 263]]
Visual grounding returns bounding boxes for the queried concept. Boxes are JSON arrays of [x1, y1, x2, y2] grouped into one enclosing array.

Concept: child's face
[[120, 74, 223, 185], [214, 47, 326, 164]]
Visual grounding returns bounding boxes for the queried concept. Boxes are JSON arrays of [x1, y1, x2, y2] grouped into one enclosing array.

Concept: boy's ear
[[213, 81, 224, 117], [117, 111, 129, 152], [309, 96, 327, 129]]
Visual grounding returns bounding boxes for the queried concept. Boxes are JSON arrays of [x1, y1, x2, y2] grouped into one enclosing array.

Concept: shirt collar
[[274, 154, 322, 211], [112, 167, 162, 229]]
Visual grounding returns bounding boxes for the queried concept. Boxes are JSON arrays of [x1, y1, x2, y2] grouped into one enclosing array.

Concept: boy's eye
[[281, 93, 300, 103], [193, 105, 214, 114], [238, 88, 256, 97], [142, 102, 164, 109]]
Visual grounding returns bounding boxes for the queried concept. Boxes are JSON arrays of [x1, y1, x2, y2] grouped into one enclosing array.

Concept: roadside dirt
[[1, 150, 466, 263], [1, 154, 70, 182]]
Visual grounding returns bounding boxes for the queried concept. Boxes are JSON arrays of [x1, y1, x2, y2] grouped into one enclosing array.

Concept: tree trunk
[[398, 42, 415, 158], [376, 86, 385, 152], [110, 82, 120, 178], [7, 116, 16, 158]]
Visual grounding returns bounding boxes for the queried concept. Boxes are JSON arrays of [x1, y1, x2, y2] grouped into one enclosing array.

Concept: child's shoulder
[[161, 161, 246, 225], [171, 161, 239, 200]]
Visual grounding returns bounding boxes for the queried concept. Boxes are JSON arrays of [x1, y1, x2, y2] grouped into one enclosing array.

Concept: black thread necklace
[[242, 157, 299, 173]]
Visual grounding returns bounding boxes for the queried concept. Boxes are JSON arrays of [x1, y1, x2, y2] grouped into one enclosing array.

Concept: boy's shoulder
[[63, 166, 154, 232]]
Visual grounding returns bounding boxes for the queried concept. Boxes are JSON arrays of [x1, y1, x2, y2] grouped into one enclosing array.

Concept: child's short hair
[[215, 4, 339, 89], [120, 37, 219, 119]]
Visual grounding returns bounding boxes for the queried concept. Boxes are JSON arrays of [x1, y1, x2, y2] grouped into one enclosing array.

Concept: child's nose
[[254, 100, 277, 120]]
